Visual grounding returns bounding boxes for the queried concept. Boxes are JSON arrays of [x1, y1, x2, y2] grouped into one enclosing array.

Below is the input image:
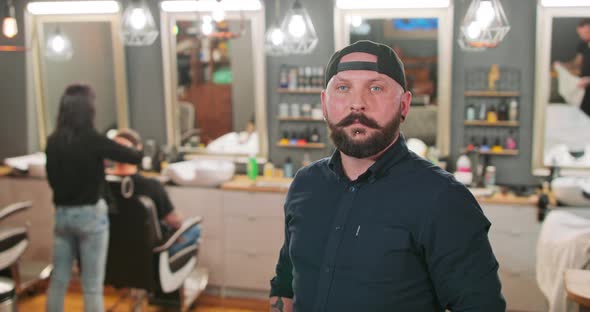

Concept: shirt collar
[[328, 133, 410, 183]]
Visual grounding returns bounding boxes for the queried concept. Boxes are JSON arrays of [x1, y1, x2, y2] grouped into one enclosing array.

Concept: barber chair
[[0, 201, 52, 309], [104, 175, 208, 311]]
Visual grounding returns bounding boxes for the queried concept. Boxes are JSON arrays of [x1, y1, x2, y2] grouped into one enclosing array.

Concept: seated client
[[108, 128, 201, 255]]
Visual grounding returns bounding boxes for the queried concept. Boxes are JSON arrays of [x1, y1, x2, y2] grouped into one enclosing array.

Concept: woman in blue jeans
[[45, 84, 142, 312]]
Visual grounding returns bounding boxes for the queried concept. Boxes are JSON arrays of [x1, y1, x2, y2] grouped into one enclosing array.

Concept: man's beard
[[328, 112, 401, 158]]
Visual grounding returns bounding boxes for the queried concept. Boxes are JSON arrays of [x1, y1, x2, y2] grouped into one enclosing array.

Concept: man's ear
[[137, 144, 143, 151]]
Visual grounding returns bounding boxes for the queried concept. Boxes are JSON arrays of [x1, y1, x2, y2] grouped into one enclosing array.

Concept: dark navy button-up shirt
[[270, 136, 505, 312]]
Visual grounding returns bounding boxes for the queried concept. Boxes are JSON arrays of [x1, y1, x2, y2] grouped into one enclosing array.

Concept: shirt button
[[348, 186, 356, 192], [335, 226, 341, 231]]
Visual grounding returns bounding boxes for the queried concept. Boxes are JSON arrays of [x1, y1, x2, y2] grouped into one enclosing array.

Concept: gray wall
[[0, 0, 543, 186], [265, 0, 335, 168], [451, 0, 538, 186], [0, 0, 28, 160], [123, 0, 167, 146]]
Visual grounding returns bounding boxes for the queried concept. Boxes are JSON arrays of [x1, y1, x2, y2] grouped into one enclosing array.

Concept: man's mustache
[[335, 113, 380, 129]]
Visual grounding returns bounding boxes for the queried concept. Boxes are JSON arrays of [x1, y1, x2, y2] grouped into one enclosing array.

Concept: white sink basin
[[552, 176, 590, 207], [163, 159, 235, 187]]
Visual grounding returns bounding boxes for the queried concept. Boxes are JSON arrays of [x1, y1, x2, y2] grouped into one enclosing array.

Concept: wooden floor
[[18, 287, 268, 312]]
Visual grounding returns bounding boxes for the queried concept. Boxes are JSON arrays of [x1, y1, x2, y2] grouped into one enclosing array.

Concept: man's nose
[[349, 91, 367, 112]]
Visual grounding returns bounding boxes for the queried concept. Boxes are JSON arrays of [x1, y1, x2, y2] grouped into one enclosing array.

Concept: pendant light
[[265, 0, 287, 56], [45, 28, 73, 61], [280, 0, 318, 54], [2, 0, 18, 38], [121, 0, 159, 46], [460, 0, 510, 49]]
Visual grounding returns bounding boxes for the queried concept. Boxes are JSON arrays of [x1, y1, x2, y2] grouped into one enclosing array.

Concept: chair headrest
[[106, 175, 134, 199]]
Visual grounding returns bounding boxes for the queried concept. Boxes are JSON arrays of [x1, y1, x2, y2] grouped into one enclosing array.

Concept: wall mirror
[[333, 4, 453, 156], [26, 2, 128, 150], [533, 4, 590, 171], [160, 2, 267, 161]]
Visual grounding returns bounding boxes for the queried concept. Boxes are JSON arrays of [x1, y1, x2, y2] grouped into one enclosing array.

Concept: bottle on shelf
[[498, 102, 509, 121], [279, 131, 289, 145], [284, 157, 294, 178], [492, 137, 503, 152], [298, 67, 305, 89], [466, 103, 476, 121], [290, 103, 301, 118], [279, 102, 289, 118], [296, 131, 307, 146], [505, 130, 517, 150], [484, 165, 496, 189], [279, 65, 289, 89], [466, 136, 477, 152], [288, 67, 298, 89], [478, 102, 487, 120], [310, 127, 320, 143], [289, 132, 298, 145], [480, 137, 490, 152], [509, 98, 519, 121], [486, 104, 498, 123]]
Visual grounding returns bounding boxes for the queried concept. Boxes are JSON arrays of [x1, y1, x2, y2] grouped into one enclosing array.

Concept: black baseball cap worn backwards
[[324, 40, 407, 91]]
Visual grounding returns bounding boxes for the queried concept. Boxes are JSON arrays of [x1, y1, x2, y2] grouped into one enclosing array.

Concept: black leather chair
[[104, 175, 207, 311], [0, 201, 52, 298]]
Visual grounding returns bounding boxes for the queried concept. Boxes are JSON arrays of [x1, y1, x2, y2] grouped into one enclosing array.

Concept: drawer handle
[[247, 216, 257, 222], [246, 251, 257, 258]]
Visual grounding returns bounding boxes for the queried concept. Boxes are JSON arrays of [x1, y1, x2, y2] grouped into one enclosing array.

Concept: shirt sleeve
[[419, 183, 506, 311], [269, 192, 294, 298], [152, 180, 174, 219], [88, 130, 142, 164]]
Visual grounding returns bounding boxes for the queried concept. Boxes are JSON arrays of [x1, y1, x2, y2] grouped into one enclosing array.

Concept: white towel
[[536, 210, 590, 312], [555, 63, 585, 107]]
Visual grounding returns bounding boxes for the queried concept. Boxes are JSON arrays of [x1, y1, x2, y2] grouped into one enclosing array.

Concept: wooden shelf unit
[[276, 142, 325, 149], [464, 120, 519, 127], [464, 148, 519, 156], [464, 91, 520, 97]]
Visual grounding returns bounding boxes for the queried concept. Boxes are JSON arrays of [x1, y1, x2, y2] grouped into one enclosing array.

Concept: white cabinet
[[165, 186, 286, 292], [481, 204, 548, 312], [222, 191, 284, 291]]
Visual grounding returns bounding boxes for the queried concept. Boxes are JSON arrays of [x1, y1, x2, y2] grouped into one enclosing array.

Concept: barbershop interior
[[1, 0, 590, 311]]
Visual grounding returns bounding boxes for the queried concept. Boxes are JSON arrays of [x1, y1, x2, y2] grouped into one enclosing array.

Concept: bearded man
[[268, 40, 505, 312]]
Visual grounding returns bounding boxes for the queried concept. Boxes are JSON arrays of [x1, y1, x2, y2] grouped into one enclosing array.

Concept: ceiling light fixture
[[460, 0, 510, 49], [280, 0, 317, 54], [265, 0, 288, 56], [45, 28, 73, 61], [121, 0, 159, 46], [2, 0, 18, 38]]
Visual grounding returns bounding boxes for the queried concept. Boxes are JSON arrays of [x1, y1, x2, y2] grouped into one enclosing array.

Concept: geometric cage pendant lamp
[[460, 0, 510, 49], [279, 0, 318, 55]]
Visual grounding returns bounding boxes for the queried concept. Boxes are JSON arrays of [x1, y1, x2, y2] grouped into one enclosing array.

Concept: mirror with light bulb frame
[[333, 6, 453, 157], [160, 8, 268, 162], [25, 10, 129, 150], [532, 4, 590, 172]]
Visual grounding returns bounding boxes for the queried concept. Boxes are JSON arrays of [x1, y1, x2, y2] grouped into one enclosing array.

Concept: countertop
[[220, 175, 538, 206]]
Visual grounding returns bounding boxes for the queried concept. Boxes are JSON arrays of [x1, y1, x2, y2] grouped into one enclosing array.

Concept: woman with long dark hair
[[45, 84, 142, 311]]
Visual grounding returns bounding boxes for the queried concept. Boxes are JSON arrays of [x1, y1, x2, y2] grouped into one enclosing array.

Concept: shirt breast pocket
[[349, 225, 418, 281]]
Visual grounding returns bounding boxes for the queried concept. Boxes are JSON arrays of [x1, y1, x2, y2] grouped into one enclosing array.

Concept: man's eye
[[370, 86, 382, 92], [336, 85, 349, 91]]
